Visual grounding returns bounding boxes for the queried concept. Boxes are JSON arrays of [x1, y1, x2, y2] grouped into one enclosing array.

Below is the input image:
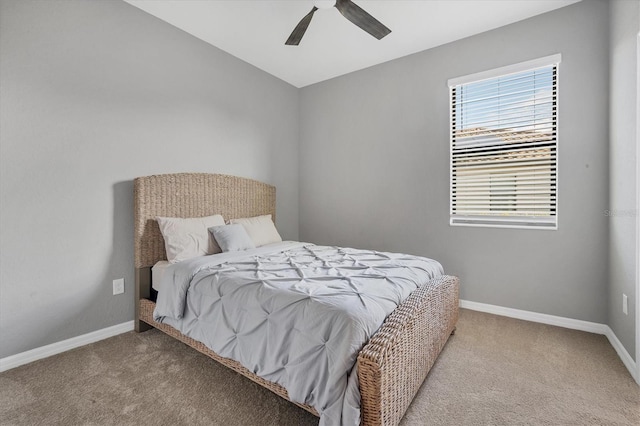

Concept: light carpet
[[1, 309, 638, 425]]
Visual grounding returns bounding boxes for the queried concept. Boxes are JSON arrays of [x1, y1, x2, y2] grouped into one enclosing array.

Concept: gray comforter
[[154, 242, 443, 426]]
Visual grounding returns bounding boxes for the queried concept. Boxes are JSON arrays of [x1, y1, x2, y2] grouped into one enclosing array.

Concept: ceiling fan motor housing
[[314, 0, 336, 10]]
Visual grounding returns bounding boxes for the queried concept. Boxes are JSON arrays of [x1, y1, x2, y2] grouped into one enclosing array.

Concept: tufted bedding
[[153, 241, 444, 426]]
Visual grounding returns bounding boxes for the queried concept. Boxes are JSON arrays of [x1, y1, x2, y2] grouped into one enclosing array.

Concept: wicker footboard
[[358, 275, 459, 426], [138, 275, 459, 426]]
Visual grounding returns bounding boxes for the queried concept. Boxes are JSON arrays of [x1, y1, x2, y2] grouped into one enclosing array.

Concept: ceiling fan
[[286, 0, 391, 46]]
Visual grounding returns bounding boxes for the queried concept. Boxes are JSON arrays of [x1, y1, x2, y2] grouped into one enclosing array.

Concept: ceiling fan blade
[[285, 6, 318, 45], [335, 0, 391, 40]]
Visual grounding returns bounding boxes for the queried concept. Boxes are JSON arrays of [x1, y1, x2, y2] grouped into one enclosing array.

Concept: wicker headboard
[[133, 173, 276, 269]]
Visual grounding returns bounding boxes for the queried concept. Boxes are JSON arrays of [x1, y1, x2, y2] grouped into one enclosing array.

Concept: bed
[[134, 173, 459, 426]]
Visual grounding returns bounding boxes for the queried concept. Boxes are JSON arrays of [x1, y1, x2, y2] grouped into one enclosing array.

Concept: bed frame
[[134, 173, 459, 426]]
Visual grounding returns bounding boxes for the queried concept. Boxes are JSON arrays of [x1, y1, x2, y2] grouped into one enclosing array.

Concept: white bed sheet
[[151, 260, 171, 292]]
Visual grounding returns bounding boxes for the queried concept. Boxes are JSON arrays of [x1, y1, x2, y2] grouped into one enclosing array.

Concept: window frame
[[448, 54, 561, 230]]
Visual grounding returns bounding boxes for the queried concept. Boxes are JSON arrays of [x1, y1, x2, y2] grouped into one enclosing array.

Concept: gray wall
[[608, 0, 638, 360], [0, 0, 299, 359], [299, 1, 611, 323]]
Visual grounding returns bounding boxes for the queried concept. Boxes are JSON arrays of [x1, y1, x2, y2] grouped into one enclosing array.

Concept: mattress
[[152, 242, 444, 426], [151, 260, 171, 292]]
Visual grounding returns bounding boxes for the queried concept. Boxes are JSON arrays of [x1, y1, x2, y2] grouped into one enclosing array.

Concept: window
[[448, 55, 560, 229]]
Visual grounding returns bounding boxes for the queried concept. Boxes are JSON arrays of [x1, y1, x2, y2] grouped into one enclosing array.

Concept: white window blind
[[448, 55, 560, 229]]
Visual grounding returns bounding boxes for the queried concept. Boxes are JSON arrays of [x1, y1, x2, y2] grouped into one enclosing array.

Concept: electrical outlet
[[113, 278, 125, 295], [622, 294, 628, 315]]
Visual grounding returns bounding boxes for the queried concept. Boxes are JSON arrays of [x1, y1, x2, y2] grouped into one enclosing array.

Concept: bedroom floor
[[1, 309, 638, 426]]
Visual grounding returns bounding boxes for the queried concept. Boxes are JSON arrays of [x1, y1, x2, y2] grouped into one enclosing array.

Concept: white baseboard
[[604, 326, 639, 384], [459, 300, 609, 333], [460, 299, 638, 384], [0, 321, 135, 373], [2, 304, 638, 386]]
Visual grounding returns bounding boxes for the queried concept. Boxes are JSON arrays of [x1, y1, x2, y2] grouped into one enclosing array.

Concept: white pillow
[[209, 224, 256, 252], [229, 214, 282, 247], [156, 214, 225, 263]]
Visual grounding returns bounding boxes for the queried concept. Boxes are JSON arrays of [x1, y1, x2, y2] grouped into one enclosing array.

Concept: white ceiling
[[124, 0, 581, 88]]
